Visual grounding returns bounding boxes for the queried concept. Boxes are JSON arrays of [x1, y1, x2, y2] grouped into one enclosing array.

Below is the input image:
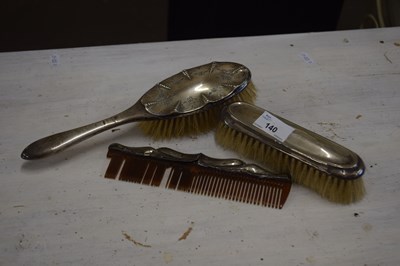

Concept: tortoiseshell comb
[[104, 143, 291, 209]]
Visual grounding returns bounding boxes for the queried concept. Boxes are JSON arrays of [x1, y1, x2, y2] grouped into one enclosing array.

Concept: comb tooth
[[269, 187, 276, 208], [276, 188, 283, 209], [264, 186, 271, 207], [241, 180, 252, 203], [175, 171, 185, 190], [242, 182, 251, 203], [189, 175, 199, 193], [238, 181, 247, 202], [217, 178, 228, 198], [227, 180, 236, 200], [165, 168, 177, 189], [273, 187, 279, 207], [199, 175, 210, 195], [280, 188, 285, 208], [270, 187, 277, 208], [271, 188, 279, 208], [251, 184, 260, 205], [257, 185, 264, 206], [248, 183, 257, 204], [270, 187, 278, 208], [220, 179, 231, 199], [195, 175, 206, 194], [163, 168, 173, 188], [239, 181, 249, 202], [204, 175, 214, 195], [231, 180, 240, 200], [246, 183, 254, 203], [243, 182, 251, 203], [167, 168, 183, 190], [105, 156, 125, 179], [211, 176, 221, 197], [251, 184, 259, 205], [215, 178, 225, 198], [203, 175, 212, 195], [203, 176, 215, 196], [119, 158, 142, 182], [277, 188, 283, 209], [250, 183, 259, 204], [206, 176, 217, 196], [211, 178, 223, 197], [194, 175, 203, 193], [190, 175, 199, 193], [180, 170, 194, 190], [253, 184, 264, 205], [273, 188, 279, 208], [206, 176, 217, 197], [254, 185, 263, 205], [260, 186, 268, 206], [215, 177, 226, 198], [176, 170, 193, 192], [232, 180, 241, 201], [198, 175, 209, 195], [142, 163, 157, 185], [261, 186, 269, 206], [192, 175, 202, 194], [257, 185, 265, 206], [150, 164, 167, 187], [196, 175, 205, 194], [233, 179, 241, 201], [158, 167, 170, 188], [222, 179, 232, 199]]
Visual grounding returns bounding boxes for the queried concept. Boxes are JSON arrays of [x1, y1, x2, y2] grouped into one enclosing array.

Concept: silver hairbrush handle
[[21, 103, 152, 160]]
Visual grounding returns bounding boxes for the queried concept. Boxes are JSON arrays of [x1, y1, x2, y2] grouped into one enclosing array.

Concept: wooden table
[[1, 27, 399, 265]]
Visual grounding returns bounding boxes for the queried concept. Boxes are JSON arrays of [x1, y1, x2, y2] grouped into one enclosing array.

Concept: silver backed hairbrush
[[215, 102, 365, 204], [105, 143, 291, 209], [21, 62, 256, 160]]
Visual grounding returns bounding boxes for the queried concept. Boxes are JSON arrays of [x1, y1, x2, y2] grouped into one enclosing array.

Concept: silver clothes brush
[[215, 102, 365, 204]]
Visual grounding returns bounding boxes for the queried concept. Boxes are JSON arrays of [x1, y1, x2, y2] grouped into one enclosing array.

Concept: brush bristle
[[215, 122, 365, 204], [138, 81, 257, 139]]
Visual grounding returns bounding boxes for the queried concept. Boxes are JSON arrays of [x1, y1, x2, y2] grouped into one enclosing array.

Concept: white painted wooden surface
[[1, 27, 399, 266]]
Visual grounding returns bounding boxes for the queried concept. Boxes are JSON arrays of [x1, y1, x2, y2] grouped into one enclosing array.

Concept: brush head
[[215, 102, 366, 204], [138, 81, 257, 139]]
